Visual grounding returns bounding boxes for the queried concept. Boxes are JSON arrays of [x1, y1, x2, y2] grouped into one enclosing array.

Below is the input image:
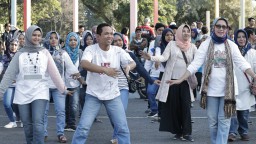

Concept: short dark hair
[[79, 25, 85, 29], [4, 23, 10, 28], [155, 23, 165, 31], [121, 27, 129, 34], [248, 17, 255, 22], [96, 23, 111, 35], [245, 29, 254, 37], [201, 26, 208, 34], [60, 38, 64, 44]]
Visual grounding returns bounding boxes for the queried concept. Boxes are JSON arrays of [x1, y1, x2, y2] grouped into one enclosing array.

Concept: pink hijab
[[175, 24, 191, 51]]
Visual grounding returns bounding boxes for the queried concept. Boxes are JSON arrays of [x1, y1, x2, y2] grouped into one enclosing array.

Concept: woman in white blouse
[[228, 29, 256, 142]]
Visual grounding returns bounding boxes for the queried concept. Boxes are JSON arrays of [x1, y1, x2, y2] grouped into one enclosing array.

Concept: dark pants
[[159, 80, 192, 135]]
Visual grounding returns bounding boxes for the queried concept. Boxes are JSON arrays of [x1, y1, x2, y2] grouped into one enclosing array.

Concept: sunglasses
[[215, 24, 227, 30]]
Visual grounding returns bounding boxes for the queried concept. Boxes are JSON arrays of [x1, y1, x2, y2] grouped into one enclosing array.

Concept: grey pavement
[[0, 92, 256, 144]]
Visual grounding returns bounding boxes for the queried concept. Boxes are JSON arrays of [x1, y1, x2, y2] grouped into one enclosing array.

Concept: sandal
[[58, 135, 67, 143]]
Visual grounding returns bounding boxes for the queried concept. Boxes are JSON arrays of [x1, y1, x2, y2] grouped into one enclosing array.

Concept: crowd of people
[[0, 16, 256, 144]]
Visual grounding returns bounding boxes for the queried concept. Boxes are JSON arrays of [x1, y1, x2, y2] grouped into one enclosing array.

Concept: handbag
[[244, 73, 256, 95], [181, 51, 198, 89], [120, 66, 136, 93]]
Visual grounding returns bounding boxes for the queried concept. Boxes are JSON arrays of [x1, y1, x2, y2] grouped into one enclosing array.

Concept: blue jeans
[[147, 77, 159, 113], [3, 87, 20, 122], [71, 94, 130, 144], [120, 89, 129, 111], [206, 96, 231, 144], [111, 89, 129, 139], [65, 86, 79, 126], [18, 99, 48, 144], [229, 110, 249, 136], [44, 88, 66, 136]]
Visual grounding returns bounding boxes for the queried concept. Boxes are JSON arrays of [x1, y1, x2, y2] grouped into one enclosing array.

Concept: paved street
[[0, 92, 256, 144]]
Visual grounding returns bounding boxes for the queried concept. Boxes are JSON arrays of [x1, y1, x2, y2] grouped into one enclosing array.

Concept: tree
[[0, 0, 61, 31], [175, 0, 256, 30]]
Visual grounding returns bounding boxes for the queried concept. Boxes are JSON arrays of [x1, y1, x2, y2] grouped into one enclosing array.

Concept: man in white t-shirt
[[72, 23, 134, 144]]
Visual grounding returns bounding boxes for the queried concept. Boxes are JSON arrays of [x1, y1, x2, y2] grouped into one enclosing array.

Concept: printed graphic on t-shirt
[[100, 62, 110, 75], [23, 55, 42, 80], [213, 50, 227, 68]]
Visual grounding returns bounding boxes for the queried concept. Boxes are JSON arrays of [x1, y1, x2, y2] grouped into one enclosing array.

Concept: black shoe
[[147, 112, 158, 118], [64, 125, 76, 132], [69, 125, 76, 131], [181, 135, 194, 142], [145, 109, 151, 114]]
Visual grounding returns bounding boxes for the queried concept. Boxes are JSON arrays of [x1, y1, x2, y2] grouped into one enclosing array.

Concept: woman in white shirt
[[228, 29, 256, 142], [64, 32, 83, 131], [0, 25, 72, 144], [43, 31, 82, 143]]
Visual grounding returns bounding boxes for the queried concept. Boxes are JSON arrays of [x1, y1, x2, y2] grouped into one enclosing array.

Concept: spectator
[[1, 23, 18, 53], [244, 17, 255, 34], [130, 27, 148, 63], [121, 27, 130, 49], [139, 17, 155, 45]]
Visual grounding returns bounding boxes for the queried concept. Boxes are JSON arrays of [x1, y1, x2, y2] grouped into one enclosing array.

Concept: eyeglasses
[[215, 24, 227, 30]]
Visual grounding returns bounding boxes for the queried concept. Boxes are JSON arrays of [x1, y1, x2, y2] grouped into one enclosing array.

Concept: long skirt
[[159, 80, 192, 135]]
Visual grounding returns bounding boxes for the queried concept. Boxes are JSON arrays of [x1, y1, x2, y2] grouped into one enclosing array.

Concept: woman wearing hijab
[[142, 24, 196, 141], [191, 28, 200, 44], [81, 31, 94, 51], [64, 32, 83, 132], [1, 38, 21, 128], [144, 28, 175, 118], [168, 18, 256, 144], [228, 29, 256, 142], [0, 25, 72, 144], [43, 31, 82, 143]]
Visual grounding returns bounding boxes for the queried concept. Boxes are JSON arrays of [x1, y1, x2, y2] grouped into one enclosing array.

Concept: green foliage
[[0, 0, 61, 31]]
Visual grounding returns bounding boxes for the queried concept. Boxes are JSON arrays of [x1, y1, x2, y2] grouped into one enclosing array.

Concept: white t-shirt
[[47, 50, 79, 89], [187, 38, 251, 96], [82, 44, 132, 100]]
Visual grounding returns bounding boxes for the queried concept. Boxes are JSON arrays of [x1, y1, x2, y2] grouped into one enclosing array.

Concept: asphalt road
[[0, 92, 256, 144]]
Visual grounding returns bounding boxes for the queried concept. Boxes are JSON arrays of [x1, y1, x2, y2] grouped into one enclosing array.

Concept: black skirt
[[159, 80, 192, 135]]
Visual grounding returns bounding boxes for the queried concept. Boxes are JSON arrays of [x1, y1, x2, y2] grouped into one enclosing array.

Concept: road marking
[[1, 115, 256, 119]]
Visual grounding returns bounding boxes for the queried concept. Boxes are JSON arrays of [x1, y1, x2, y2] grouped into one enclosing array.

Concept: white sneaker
[[20, 122, 23, 128], [4, 122, 17, 128], [110, 139, 118, 144]]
